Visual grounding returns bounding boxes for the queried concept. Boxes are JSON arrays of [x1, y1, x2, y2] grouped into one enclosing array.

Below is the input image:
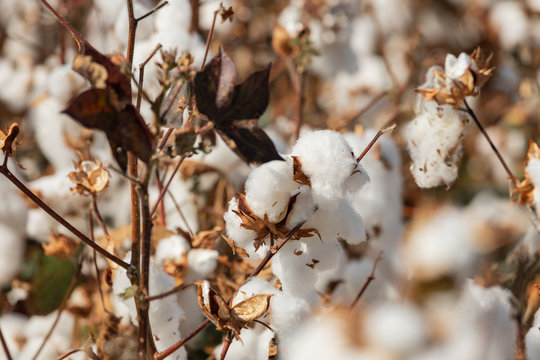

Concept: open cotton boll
[[46, 63, 86, 104], [405, 91, 469, 188], [0, 313, 27, 358], [245, 160, 299, 222], [0, 176, 28, 237], [113, 1, 154, 47], [232, 278, 278, 306], [525, 309, 540, 359], [213, 324, 274, 360], [489, 1, 528, 50], [0, 223, 24, 287], [224, 198, 269, 260], [154, 0, 191, 32], [403, 208, 475, 281], [185, 249, 219, 281], [155, 234, 191, 263], [292, 130, 367, 206], [364, 302, 426, 355], [285, 186, 317, 228], [0, 63, 33, 113]]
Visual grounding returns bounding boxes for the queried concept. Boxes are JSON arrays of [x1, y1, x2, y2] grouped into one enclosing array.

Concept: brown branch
[[350, 251, 383, 309], [146, 282, 194, 302], [166, 189, 195, 238], [356, 123, 396, 162], [463, 99, 518, 186], [135, 1, 169, 22], [153, 319, 211, 360], [200, 8, 219, 70], [150, 157, 185, 217], [155, 168, 167, 226], [56, 348, 83, 360], [0, 323, 12, 360], [218, 332, 233, 360], [137, 43, 163, 111], [32, 261, 82, 360], [189, 0, 200, 33], [0, 163, 129, 269]]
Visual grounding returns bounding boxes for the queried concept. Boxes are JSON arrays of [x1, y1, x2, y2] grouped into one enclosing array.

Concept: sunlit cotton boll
[[403, 207, 476, 281], [245, 159, 300, 223], [292, 130, 369, 207], [0, 223, 25, 288], [363, 301, 426, 355]]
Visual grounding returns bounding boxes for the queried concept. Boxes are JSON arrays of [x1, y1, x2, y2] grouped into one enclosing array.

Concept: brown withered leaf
[[292, 156, 311, 185], [231, 294, 273, 322], [42, 232, 79, 259], [163, 254, 188, 284], [0, 123, 23, 168], [272, 24, 292, 57], [179, 159, 216, 180], [222, 234, 249, 257], [471, 47, 495, 88], [218, 3, 234, 23], [196, 281, 231, 330], [192, 226, 223, 249], [512, 140, 540, 207], [233, 193, 320, 250]]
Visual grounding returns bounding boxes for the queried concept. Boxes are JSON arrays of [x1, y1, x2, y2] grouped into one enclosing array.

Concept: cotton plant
[[406, 49, 494, 188]]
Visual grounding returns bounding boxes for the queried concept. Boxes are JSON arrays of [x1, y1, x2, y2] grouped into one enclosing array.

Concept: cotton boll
[[268, 290, 310, 341], [403, 208, 476, 281], [364, 302, 426, 355], [154, 0, 191, 32], [0, 63, 33, 112], [224, 198, 269, 260], [0, 224, 24, 288], [213, 324, 274, 360], [489, 1, 528, 50], [185, 249, 219, 281], [232, 278, 278, 306], [405, 91, 470, 188], [0, 313, 27, 358], [155, 235, 191, 263], [245, 160, 299, 222], [272, 240, 318, 302], [285, 186, 317, 228], [525, 309, 540, 360], [292, 130, 364, 205], [350, 17, 377, 56], [0, 175, 28, 237], [28, 97, 85, 170], [46, 63, 86, 103], [114, 1, 154, 46]]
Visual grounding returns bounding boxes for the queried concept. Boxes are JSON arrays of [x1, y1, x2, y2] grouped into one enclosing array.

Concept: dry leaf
[[292, 156, 311, 186], [272, 24, 292, 57], [512, 139, 540, 207], [0, 123, 20, 159], [218, 3, 234, 23], [231, 294, 273, 322], [42, 232, 79, 259]]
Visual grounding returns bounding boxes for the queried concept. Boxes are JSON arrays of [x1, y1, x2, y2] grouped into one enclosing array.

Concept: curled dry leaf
[[42, 232, 79, 259], [68, 158, 110, 195], [0, 122, 20, 159], [272, 24, 293, 57], [512, 139, 540, 207], [218, 3, 234, 23], [292, 156, 311, 186], [415, 47, 494, 108], [196, 281, 272, 340], [222, 233, 249, 257]]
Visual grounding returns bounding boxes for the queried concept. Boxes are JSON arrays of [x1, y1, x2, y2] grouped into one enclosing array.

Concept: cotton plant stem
[[201, 9, 219, 71], [137, 43, 163, 111], [0, 162, 129, 269], [0, 323, 13, 360], [356, 123, 396, 162], [31, 262, 82, 360], [135, 1, 169, 22], [150, 157, 185, 216], [56, 348, 83, 360], [294, 72, 305, 140], [153, 319, 211, 360], [350, 251, 383, 309], [463, 99, 518, 186], [218, 332, 233, 360]]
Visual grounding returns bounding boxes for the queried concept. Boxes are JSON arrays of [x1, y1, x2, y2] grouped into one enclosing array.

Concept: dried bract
[[69, 158, 110, 195], [42, 232, 79, 259]]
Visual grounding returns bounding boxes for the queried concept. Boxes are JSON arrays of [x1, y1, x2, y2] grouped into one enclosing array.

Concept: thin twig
[[146, 282, 194, 302], [0, 323, 13, 360], [356, 124, 396, 162], [166, 189, 195, 238], [153, 319, 211, 360], [200, 8, 219, 70], [218, 332, 233, 360], [150, 157, 185, 216], [0, 162, 129, 269], [247, 218, 310, 281], [135, 1, 169, 22], [462, 99, 518, 186], [89, 210, 112, 315], [350, 251, 383, 309], [56, 348, 83, 360], [155, 168, 167, 226], [32, 261, 82, 360], [294, 72, 305, 140], [137, 43, 163, 111]]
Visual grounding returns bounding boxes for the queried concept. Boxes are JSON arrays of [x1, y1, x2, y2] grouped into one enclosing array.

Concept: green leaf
[[119, 285, 138, 300]]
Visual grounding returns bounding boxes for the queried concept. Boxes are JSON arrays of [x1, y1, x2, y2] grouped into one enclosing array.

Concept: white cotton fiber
[[489, 1, 528, 50], [0, 223, 24, 287], [405, 93, 469, 188], [364, 302, 426, 354], [186, 249, 218, 281], [527, 158, 540, 217], [403, 208, 475, 281], [292, 130, 368, 206], [213, 324, 274, 360], [224, 198, 268, 259], [155, 234, 191, 263], [245, 160, 299, 223]]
